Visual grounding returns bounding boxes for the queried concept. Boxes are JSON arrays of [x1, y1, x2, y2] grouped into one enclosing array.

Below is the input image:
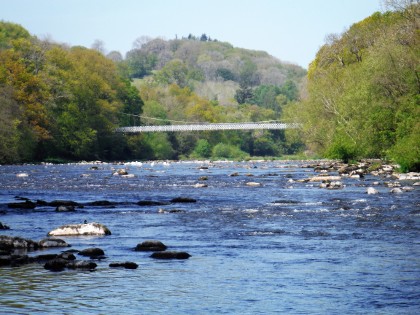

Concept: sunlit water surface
[[0, 161, 419, 314]]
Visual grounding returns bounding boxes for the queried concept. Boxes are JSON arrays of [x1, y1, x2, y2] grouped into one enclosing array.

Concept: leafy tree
[[191, 139, 212, 158], [125, 49, 157, 78]]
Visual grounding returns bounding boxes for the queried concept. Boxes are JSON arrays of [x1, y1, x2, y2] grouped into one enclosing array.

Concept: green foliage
[[212, 143, 249, 160], [0, 21, 30, 49], [285, 4, 419, 170], [191, 139, 212, 158], [125, 50, 157, 78], [143, 133, 176, 160]]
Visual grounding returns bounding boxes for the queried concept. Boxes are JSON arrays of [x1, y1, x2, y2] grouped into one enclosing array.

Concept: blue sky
[[2, 0, 383, 68]]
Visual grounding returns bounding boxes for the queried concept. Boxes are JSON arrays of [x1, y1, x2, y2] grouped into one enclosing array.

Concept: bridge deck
[[116, 122, 299, 133]]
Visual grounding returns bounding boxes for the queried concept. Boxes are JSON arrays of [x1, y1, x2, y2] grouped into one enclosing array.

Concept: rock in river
[[78, 247, 105, 258], [0, 235, 39, 251], [109, 262, 138, 269], [150, 251, 191, 260], [135, 240, 167, 252], [39, 238, 70, 248], [47, 222, 111, 236]]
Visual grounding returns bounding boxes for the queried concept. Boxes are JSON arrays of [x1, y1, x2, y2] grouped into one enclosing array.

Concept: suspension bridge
[[116, 122, 300, 133]]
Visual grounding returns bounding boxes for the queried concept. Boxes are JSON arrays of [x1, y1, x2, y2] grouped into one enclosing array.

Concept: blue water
[[0, 161, 419, 314]]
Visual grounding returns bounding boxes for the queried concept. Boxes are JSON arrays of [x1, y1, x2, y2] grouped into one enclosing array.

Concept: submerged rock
[[135, 240, 167, 252], [78, 247, 105, 258], [47, 222, 111, 236], [0, 235, 39, 251], [7, 200, 36, 209], [0, 222, 10, 230], [150, 251, 191, 260], [309, 175, 341, 182], [48, 200, 80, 207], [246, 182, 262, 187], [39, 238, 70, 248], [171, 197, 196, 203], [55, 205, 76, 212], [367, 187, 379, 195], [137, 200, 169, 206], [109, 262, 138, 269]]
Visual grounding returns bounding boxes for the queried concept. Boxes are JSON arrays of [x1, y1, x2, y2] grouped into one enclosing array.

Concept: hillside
[[283, 2, 419, 171], [123, 36, 306, 105], [0, 23, 306, 163]]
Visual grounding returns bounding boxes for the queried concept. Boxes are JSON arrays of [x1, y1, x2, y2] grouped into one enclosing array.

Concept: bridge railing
[[116, 122, 301, 133]]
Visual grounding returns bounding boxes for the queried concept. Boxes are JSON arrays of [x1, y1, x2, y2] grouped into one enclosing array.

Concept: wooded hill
[[284, 1, 419, 171], [1, 0, 418, 171], [0, 23, 306, 163]]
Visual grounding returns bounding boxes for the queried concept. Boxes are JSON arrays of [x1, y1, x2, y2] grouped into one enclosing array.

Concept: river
[[0, 161, 419, 314]]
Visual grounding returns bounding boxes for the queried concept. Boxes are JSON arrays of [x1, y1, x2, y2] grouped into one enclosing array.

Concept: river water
[[0, 161, 419, 314]]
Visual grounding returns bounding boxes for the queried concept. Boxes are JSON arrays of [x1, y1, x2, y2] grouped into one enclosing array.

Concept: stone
[[137, 200, 169, 206], [367, 187, 379, 195], [0, 222, 10, 230], [194, 183, 208, 188], [39, 238, 70, 248], [402, 186, 415, 191], [55, 205, 76, 212], [44, 258, 68, 272], [390, 188, 403, 194], [171, 197, 196, 203], [309, 175, 341, 182], [246, 182, 262, 187], [78, 247, 105, 258], [0, 254, 30, 267], [7, 200, 36, 209], [0, 235, 39, 251], [67, 261, 97, 270], [327, 181, 343, 189], [86, 200, 116, 206], [48, 200, 80, 207], [48, 222, 111, 236], [150, 251, 191, 260], [113, 169, 128, 176], [109, 262, 138, 269], [135, 240, 167, 252]]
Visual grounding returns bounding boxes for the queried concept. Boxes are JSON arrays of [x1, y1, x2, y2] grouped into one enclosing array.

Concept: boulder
[[150, 251, 191, 260], [137, 200, 169, 206], [309, 175, 341, 182], [0, 235, 39, 251], [171, 197, 196, 203], [194, 183, 208, 188], [0, 254, 30, 267], [39, 238, 70, 248], [7, 200, 36, 209], [135, 240, 167, 252], [78, 247, 105, 258], [47, 222, 111, 236], [246, 182, 262, 187], [86, 200, 116, 207], [390, 188, 403, 194], [367, 187, 379, 195], [109, 262, 138, 269], [67, 261, 97, 270], [44, 258, 69, 272], [0, 222, 10, 230], [55, 205, 75, 212], [48, 200, 80, 207], [113, 169, 128, 176]]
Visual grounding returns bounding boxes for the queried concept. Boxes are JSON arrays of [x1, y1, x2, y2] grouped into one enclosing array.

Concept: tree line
[[284, 1, 419, 171], [1, 0, 418, 171]]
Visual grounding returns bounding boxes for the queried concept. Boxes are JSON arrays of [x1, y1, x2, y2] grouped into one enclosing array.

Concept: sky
[[1, 0, 384, 69]]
